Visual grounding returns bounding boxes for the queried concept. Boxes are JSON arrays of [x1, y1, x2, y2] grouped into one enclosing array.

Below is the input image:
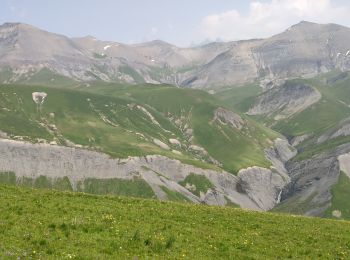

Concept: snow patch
[[104, 45, 111, 50]]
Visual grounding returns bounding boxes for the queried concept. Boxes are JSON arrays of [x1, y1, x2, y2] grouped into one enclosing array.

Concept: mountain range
[[1, 21, 350, 88], [1, 21, 350, 220]]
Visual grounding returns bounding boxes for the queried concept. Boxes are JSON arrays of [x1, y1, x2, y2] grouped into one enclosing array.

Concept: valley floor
[[1, 184, 350, 259]]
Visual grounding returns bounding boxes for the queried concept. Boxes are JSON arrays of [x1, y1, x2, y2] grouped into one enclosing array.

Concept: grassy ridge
[[1, 184, 350, 259]]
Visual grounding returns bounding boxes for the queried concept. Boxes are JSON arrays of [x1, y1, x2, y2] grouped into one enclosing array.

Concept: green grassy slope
[[0, 84, 211, 169], [324, 172, 350, 220], [0, 83, 277, 173], [1, 184, 350, 259], [214, 83, 263, 113], [81, 83, 279, 172]]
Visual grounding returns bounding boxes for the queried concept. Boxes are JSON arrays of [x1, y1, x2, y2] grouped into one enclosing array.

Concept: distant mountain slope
[[1, 21, 350, 88]]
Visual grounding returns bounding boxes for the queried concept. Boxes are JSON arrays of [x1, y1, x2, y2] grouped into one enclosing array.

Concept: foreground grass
[[1, 185, 350, 259]]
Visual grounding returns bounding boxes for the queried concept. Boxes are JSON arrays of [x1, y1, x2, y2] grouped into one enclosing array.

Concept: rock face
[[0, 137, 299, 211], [236, 138, 295, 211], [153, 138, 170, 150], [284, 143, 350, 216], [247, 81, 321, 120], [266, 138, 297, 174], [237, 166, 288, 210], [213, 107, 245, 130], [0, 138, 261, 209], [338, 153, 350, 179], [317, 119, 350, 144], [2, 21, 350, 88], [290, 134, 311, 147], [273, 138, 297, 163]]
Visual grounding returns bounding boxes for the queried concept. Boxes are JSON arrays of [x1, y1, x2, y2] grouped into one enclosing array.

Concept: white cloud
[[201, 0, 350, 41]]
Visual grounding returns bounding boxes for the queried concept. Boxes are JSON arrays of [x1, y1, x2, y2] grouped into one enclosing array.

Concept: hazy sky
[[1, 0, 350, 46]]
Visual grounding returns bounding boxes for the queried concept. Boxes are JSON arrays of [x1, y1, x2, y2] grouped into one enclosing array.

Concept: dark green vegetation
[[325, 172, 350, 220], [79, 177, 155, 198], [215, 83, 263, 112], [0, 83, 277, 173], [0, 172, 73, 191], [0, 172, 157, 199], [179, 173, 213, 196], [1, 184, 350, 259], [272, 192, 318, 216], [160, 186, 190, 202], [119, 66, 145, 84]]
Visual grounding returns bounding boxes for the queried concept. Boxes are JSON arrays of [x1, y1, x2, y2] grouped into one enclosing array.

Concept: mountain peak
[[288, 20, 320, 30], [1, 22, 37, 30], [295, 20, 317, 26], [288, 20, 349, 31], [133, 40, 173, 48]]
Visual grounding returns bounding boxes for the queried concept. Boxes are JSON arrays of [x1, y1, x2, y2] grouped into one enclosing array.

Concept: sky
[[1, 0, 350, 47]]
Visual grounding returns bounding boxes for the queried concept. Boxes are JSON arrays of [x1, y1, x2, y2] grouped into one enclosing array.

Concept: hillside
[[1, 184, 350, 259], [0, 82, 288, 210], [215, 71, 350, 218], [0, 83, 277, 173]]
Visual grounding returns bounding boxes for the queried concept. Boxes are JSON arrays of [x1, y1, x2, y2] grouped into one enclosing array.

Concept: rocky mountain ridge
[[1, 21, 350, 88]]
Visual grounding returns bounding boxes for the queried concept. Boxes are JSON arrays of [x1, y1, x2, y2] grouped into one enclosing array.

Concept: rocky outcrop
[[290, 134, 311, 147], [265, 138, 296, 174], [0, 138, 261, 210], [235, 138, 294, 211], [247, 82, 321, 120], [213, 107, 245, 130], [338, 153, 350, 179], [272, 138, 297, 162], [283, 143, 350, 216], [153, 138, 170, 150], [317, 120, 350, 144], [237, 166, 289, 210], [325, 71, 349, 85]]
